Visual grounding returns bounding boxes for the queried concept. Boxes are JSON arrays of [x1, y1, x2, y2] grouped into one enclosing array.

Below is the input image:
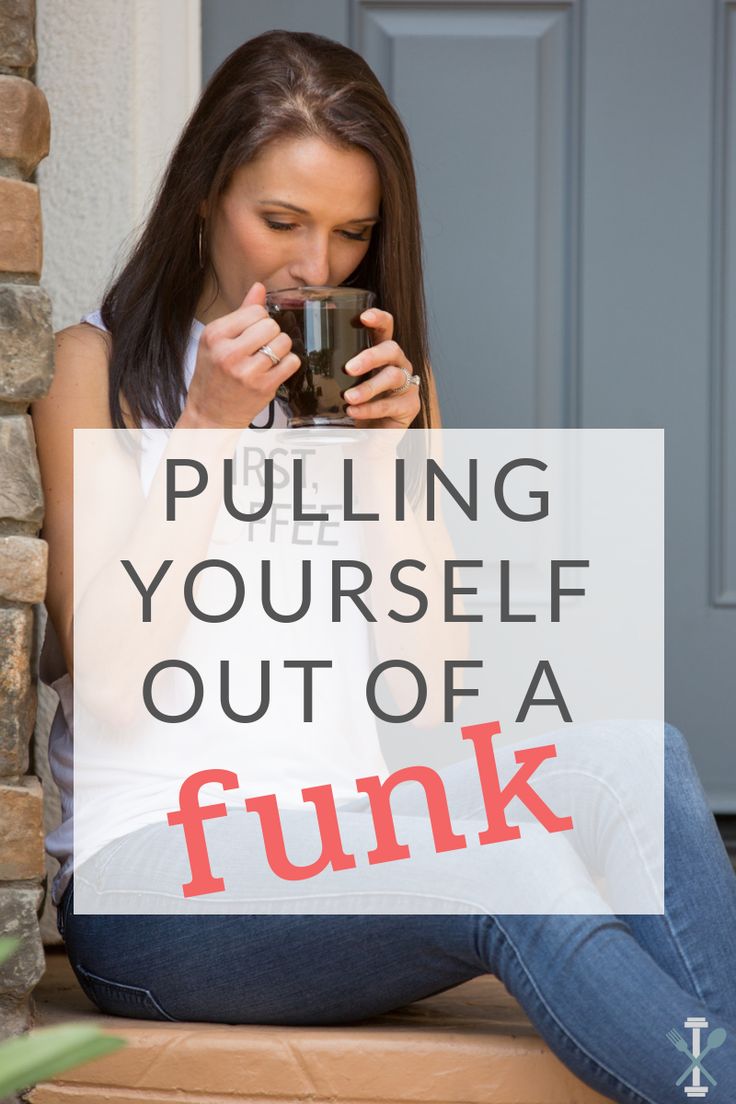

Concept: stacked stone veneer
[[0, 0, 54, 1047]]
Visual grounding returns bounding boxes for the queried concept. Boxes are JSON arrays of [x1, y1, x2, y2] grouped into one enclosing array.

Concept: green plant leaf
[[0, 1023, 126, 1097], [0, 937, 20, 967]]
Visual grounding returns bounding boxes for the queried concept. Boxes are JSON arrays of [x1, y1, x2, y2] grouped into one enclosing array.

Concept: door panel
[[202, 0, 736, 808]]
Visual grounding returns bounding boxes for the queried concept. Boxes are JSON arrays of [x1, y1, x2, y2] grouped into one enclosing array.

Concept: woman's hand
[[182, 282, 302, 429], [343, 308, 421, 430]]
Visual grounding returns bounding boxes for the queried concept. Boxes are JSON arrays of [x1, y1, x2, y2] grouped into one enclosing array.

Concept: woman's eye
[[263, 218, 370, 242], [264, 219, 296, 232]]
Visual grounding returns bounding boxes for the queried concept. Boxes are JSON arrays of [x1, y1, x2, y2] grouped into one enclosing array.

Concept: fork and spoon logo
[[666, 1018, 727, 1096]]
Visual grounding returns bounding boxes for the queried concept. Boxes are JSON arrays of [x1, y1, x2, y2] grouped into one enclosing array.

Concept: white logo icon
[[666, 1017, 727, 1097]]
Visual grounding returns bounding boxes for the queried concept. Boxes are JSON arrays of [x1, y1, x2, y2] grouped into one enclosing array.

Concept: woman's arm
[[31, 285, 300, 714], [31, 327, 246, 720], [31, 307, 449, 724], [31, 323, 116, 678]]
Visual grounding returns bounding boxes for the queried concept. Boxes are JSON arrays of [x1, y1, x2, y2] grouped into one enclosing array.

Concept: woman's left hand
[[343, 308, 420, 430]]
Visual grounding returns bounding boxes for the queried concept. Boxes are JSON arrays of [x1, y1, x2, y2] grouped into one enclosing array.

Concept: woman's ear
[[198, 200, 208, 219]]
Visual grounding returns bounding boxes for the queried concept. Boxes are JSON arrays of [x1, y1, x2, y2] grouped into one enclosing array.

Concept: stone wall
[[0, 0, 53, 1048]]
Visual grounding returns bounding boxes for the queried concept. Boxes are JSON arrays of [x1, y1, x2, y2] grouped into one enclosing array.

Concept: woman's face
[[197, 136, 382, 322]]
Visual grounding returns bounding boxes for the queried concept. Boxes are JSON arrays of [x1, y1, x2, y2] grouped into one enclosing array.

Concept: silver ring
[[390, 366, 421, 395], [258, 343, 280, 366]]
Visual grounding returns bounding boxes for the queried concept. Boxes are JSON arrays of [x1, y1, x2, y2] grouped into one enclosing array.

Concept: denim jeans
[[58, 723, 736, 1104]]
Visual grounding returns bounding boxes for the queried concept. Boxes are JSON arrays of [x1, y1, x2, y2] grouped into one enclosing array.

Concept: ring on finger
[[258, 343, 281, 366], [390, 366, 421, 395]]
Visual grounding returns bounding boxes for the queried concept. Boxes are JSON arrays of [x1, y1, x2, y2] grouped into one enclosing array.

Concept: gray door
[[203, 0, 736, 809]]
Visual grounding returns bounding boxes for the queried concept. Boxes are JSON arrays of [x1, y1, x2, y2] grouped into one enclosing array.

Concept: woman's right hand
[[181, 281, 301, 428]]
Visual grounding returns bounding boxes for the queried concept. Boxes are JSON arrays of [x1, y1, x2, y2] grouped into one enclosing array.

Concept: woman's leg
[[615, 723, 736, 1023], [481, 720, 736, 1102], [60, 720, 736, 1104], [61, 873, 736, 1104], [475, 909, 736, 1104], [432, 720, 736, 1023]]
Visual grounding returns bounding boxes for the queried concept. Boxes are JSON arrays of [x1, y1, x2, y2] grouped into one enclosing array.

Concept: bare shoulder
[[56, 321, 112, 363], [58, 320, 111, 347]]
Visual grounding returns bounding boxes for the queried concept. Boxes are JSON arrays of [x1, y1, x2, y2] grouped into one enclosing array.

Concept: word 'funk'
[[165, 721, 574, 897]]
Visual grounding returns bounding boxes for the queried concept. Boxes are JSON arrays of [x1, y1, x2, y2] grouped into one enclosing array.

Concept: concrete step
[[26, 949, 608, 1104]]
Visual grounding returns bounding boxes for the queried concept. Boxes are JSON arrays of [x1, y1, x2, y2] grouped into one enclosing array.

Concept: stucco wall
[[36, 0, 201, 331]]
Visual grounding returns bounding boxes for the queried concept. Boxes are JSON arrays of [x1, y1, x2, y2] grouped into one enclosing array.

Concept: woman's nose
[[290, 237, 332, 287]]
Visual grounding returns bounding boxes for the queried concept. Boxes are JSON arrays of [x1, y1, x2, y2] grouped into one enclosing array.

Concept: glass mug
[[266, 286, 377, 428]]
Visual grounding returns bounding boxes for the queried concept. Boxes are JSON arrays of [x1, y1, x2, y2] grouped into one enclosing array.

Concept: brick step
[[26, 949, 608, 1104]]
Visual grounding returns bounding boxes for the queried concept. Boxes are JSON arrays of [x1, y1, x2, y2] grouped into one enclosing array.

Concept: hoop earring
[[198, 220, 205, 268]]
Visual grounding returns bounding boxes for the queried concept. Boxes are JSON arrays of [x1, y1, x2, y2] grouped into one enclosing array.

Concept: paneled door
[[203, 0, 736, 809]]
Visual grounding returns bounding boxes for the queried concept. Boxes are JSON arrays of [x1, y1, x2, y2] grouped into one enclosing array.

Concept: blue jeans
[[58, 723, 736, 1103]]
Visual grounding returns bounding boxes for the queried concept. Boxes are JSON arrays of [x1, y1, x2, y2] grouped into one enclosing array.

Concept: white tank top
[[42, 311, 387, 905]]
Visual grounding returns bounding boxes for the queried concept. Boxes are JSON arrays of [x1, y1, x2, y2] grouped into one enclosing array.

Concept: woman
[[31, 30, 736, 1104]]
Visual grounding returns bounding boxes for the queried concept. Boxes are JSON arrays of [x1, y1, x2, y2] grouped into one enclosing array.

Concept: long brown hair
[[100, 30, 432, 430]]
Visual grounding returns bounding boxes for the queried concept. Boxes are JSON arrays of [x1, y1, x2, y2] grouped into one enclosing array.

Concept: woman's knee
[[664, 721, 688, 756], [663, 722, 716, 830], [663, 722, 700, 786]]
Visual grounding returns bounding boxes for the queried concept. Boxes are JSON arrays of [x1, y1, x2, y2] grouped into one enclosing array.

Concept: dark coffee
[[268, 296, 375, 427]]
